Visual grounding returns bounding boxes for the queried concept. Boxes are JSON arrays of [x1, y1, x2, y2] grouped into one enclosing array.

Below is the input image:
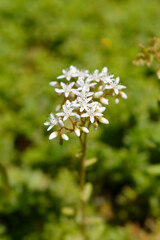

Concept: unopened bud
[[120, 91, 127, 99], [81, 127, 89, 133], [115, 98, 119, 104], [98, 117, 109, 125], [75, 127, 80, 137], [49, 81, 58, 87], [157, 69, 160, 79], [70, 92, 75, 98], [100, 97, 109, 105], [58, 119, 64, 127], [62, 134, 69, 141], [94, 91, 103, 98], [93, 122, 98, 130], [55, 104, 61, 112], [49, 131, 58, 140], [75, 114, 81, 121]]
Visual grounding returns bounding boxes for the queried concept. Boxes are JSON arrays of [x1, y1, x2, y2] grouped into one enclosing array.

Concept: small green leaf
[[80, 182, 93, 202], [85, 158, 97, 167]]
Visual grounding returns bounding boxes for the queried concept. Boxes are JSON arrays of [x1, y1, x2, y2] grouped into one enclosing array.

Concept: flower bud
[[75, 114, 81, 121], [100, 97, 109, 105], [49, 81, 58, 87], [157, 69, 160, 79], [58, 119, 64, 127], [120, 91, 127, 99], [49, 131, 58, 140], [94, 91, 103, 98], [70, 92, 75, 98], [81, 127, 89, 133], [98, 117, 109, 125], [75, 127, 80, 137], [115, 98, 119, 104], [55, 104, 61, 112], [62, 134, 69, 141], [93, 122, 98, 130]]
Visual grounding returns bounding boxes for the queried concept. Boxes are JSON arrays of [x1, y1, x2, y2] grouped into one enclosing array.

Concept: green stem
[[80, 132, 87, 240]]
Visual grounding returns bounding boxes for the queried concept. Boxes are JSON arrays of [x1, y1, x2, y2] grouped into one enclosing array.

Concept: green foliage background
[[0, 0, 160, 239]]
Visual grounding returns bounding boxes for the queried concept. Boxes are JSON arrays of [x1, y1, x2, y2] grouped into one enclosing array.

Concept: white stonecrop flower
[[74, 87, 94, 99], [77, 70, 89, 80], [100, 67, 108, 77], [104, 77, 126, 95], [57, 65, 78, 81], [44, 113, 58, 131], [81, 102, 103, 123], [75, 97, 92, 112], [56, 100, 77, 121], [77, 78, 97, 91], [55, 82, 75, 97], [44, 65, 127, 142], [88, 69, 100, 82]]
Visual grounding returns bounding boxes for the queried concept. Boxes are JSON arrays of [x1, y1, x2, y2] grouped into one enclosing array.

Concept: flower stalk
[[44, 65, 127, 239], [80, 131, 87, 240]]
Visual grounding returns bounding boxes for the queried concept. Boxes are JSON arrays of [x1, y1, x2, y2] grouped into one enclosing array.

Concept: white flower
[[56, 100, 77, 121], [81, 102, 103, 123], [57, 65, 78, 81], [96, 105, 106, 113], [100, 75, 114, 85], [44, 113, 58, 131], [55, 82, 75, 97], [104, 77, 126, 95], [73, 87, 94, 98], [88, 69, 101, 82], [45, 66, 127, 142], [77, 78, 96, 91], [49, 131, 58, 140], [100, 67, 108, 77], [98, 67, 114, 85], [75, 97, 92, 112], [77, 70, 89, 80]]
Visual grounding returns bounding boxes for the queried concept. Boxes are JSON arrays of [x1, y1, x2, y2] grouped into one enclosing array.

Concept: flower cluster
[[44, 66, 127, 143], [133, 38, 160, 79]]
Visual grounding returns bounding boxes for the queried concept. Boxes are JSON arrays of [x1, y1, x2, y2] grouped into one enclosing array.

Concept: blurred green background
[[0, 0, 160, 239]]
